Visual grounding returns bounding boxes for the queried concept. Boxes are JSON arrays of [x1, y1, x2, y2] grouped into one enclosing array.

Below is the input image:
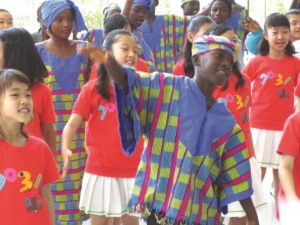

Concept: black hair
[[290, 0, 300, 10], [103, 14, 130, 36], [97, 29, 138, 100], [286, 9, 300, 16], [204, 24, 245, 90], [259, 13, 295, 56], [209, 0, 232, 18], [0, 9, 10, 13], [0, 27, 48, 85], [0, 69, 31, 138], [183, 16, 214, 77]]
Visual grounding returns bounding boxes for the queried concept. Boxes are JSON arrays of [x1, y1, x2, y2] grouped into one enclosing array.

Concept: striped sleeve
[[115, 67, 167, 155], [219, 125, 253, 213]]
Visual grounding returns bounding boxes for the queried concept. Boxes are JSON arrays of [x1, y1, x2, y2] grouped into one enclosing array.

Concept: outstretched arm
[[239, 198, 259, 225], [122, 0, 133, 17], [77, 44, 127, 87]]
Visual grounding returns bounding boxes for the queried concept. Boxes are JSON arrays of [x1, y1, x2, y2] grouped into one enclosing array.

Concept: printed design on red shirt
[[0, 168, 43, 213], [260, 71, 291, 99], [97, 102, 116, 120], [217, 93, 250, 124]]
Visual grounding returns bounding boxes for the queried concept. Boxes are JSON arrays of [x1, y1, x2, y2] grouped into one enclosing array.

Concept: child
[[181, 0, 200, 16], [277, 111, 300, 224], [242, 12, 300, 220], [79, 35, 259, 225], [207, 24, 267, 225], [88, 13, 149, 80], [62, 29, 143, 225], [0, 27, 56, 155], [124, 0, 156, 72], [0, 69, 59, 225], [0, 9, 13, 30], [173, 16, 214, 76], [36, 0, 88, 224]]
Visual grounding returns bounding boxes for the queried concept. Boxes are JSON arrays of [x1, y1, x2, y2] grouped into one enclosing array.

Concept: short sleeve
[[242, 57, 257, 81], [40, 85, 56, 123], [41, 141, 59, 185], [219, 125, 253, 213], [277, 114, 300, 158], [72, 82, 92, 121]]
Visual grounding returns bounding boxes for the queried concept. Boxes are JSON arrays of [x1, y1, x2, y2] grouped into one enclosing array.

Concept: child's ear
[[263, 31, 268, 41], [192, 55, 201, 66]]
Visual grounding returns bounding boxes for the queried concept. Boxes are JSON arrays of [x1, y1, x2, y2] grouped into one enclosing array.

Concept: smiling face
[[0, 80, 33, 125], [50, 9, 74, 39], [264, 26, 290, 54], [287, 14, 300, 41], [193, 49, 233, 86], [182, 1, 200, 16], [0, 11, 13, 30], [111, 34, 140, 67]]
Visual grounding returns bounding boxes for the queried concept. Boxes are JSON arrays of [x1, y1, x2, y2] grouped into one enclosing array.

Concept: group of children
[[0, 0, 300, 225]]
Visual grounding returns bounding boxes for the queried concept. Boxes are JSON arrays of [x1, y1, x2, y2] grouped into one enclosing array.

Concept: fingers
[[60, 150, 72, 179]]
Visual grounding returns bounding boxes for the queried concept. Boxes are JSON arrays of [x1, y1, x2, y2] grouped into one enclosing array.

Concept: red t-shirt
[[173, 59, 186, 76], [72, 79, 143, 177], [25, 83, 56, 138], [213, 75, 254, 158], [0, 136, 59, 225], [89, 58, 149, 81], [277, 111, 300, 198], [242, 55, 300, 130]]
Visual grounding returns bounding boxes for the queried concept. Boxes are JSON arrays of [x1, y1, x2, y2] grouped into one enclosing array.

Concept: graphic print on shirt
[[259, 71, 291, 98], [97, 102, 116, 120], [217, 93, 250, 124], [0, 168, 43, 213]]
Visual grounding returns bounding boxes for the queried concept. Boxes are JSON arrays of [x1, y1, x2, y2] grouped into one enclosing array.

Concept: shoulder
[[32, 82, 51, 92], [27, 136, 50, 150]]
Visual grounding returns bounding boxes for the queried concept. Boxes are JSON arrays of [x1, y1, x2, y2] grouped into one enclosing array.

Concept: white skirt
[[225, 158, 267, 217], [79, 172, 137, 217], [251, 128, 282, 169]]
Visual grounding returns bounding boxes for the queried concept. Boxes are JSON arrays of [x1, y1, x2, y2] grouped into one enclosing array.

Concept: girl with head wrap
[[124, 0, 156, 72], [35, 1, 88, 224], [78, 35, 259, 225]]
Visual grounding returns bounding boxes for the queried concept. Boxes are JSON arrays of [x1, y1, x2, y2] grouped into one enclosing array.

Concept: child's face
[[194, 49, 233, 86], [0, 81, 33, 125], [221, 30, 240, 63], [264, 26, 290, 54], [50, 9, 74, 39], [128, 5, 148, 28], [288, 14, 300, 41], [182, 1, 200, 16], [210, 1, 230, 24], [0, 41, 4, 68], [111, 35, 140, 67], [0, 11, 13, 30]]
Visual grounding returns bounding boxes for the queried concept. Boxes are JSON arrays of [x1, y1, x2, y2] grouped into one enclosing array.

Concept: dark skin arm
[[239, 198, 259, 225], [122, 0, 133, 17]]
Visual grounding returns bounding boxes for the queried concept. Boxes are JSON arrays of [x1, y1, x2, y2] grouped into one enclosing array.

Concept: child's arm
[[122, 0, 133, 17], [41, 183, 55, 225], [77, 44, 127, 87], [279, 154, 298, 202], [239, 198, 259, 225], [41, 122, 57, 156], [61, 114, 83, 178]]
